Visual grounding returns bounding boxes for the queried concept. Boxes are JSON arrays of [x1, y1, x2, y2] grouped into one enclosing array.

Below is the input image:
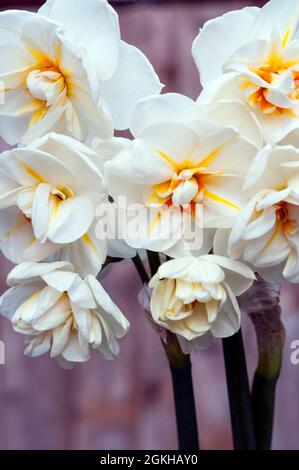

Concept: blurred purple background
[[1, 0, 299, 450]]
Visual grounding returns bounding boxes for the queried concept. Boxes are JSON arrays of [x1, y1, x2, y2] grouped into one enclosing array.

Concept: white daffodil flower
[[0, 0, 162, 145], [225, 144, 299, 282], [149, 255, 255, 342], [0, 206, 107, 277], [105, 93, 259, 257], [192, 0, 299, 144], [0, 133, 107, 274], [0, 261, 130, 364]]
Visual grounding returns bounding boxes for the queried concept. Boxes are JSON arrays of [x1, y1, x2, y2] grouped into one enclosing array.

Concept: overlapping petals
[[105, 93, 259, 256], [227, 144, 299, 282], [149, 255, 255, 341], [2, 0, 299, 369], [0, 133, 107, 275], [0, 11, 112, 144], [0, 261, 130, 363], [0, 0, 162, 145], [192, 0, 299, 144], [39, 0, 163, 130]]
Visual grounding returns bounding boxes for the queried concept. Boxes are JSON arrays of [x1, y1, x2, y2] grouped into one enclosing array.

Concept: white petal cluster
[[149, 255, 255, 341], [189, 0, 299, 286], [105, 93, 259, 257], [3, 0, 299, 360], [192, 0, 299, 144], [0, 0, 162, 145], [0, 262, 129, 364], [0, 132, 107, 275], [227, 145, 299, 283]]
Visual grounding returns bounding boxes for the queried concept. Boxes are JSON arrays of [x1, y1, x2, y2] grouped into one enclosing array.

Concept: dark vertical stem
[[164, 333, 199, 450], [132, 254, 150, 284], [222, 330, 256, 450], [250, 328, 284, 450], [251, 374, 278, 450], [146, 250, 161, 277]]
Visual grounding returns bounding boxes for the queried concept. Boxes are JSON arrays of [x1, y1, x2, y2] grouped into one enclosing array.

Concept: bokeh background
[[0, 0, 299, 450]]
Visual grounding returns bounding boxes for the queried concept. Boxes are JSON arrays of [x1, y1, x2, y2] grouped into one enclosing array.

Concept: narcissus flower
[[192, 0, 299, 144], [149, 255, 255, 341], [105, 93, 259, 256], [227, 145, 299, 283], [0, 133, 107, 274], [0, 0, 162, 144], [0, 261, 130, 364]]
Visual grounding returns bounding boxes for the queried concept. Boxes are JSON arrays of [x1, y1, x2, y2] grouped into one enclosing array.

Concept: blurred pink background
[[1, 0, 299, 450]]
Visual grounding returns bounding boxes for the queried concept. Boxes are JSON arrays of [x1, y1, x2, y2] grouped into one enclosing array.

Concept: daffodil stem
[[132, 254, 150, 284], [146, 250, 161, 277], [240, 276, 285, 449], [251, 359, 281, 450], [222, 330, 256, 450], [164, 332, 199, 450], [136, 252, 199, 449]]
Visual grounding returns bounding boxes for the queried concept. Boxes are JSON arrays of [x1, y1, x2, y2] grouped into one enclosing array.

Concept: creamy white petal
[[39, 0, 121, 80], [0, 115, 29, 145], [50, 317, 72, 357], [32, 293, 71, 331], [243, 206, 277, 240], [0, 281, 42, 320], [138, 121, 200, 167], [210, 283, 240, 338], [192, 7, 259, 86], [61, 330, 90, 362], [200, 254, 255, 296], [24, 332, 52, 358], [47, 196, 95, 244], [130, 93, 194, 137], [252, 0, 299, 41], [7, 261, 73, 286], [186, 101, 263, 149], [31, 183, 51, 243], [100, 41, 163, 130], [157, 257, 225, 284], [64, 226, 107, 277], [87, 275, 130, 337]]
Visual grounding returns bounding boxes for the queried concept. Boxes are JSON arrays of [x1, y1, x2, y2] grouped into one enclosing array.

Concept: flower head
[[0, 133, 107, 275], [192, 0, 299, 143], [0, 0, 162, 144], [149, 255, 255, 341], [105, 93, 258, 256], [0, 261, 130, 364], [228, 144, 299, 282]]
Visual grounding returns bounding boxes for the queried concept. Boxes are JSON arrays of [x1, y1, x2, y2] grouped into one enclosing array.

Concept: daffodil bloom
[[0, 261, 130, 364], [0, 0, 162, 144], [0, 133, 107, 274], [0, 205, 108, 277], [192, 0, 299, 144], [149, 255, 255, 341], [105, 93, 258, 256], [226, 145, 299, 283]]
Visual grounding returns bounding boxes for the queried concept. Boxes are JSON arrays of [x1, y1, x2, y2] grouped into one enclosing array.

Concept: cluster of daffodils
[[1, 0, 299, 364], [0, 0, 162, 365]]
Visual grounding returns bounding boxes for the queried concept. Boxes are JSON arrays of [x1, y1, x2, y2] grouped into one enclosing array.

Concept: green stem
[[222, 330, 256, 450], [251, 319, 284, 450], [163, 332, 199, 450], [251, 353, 282, 450], [135, 253, 199, 450], [241, 276, 285, 450]]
